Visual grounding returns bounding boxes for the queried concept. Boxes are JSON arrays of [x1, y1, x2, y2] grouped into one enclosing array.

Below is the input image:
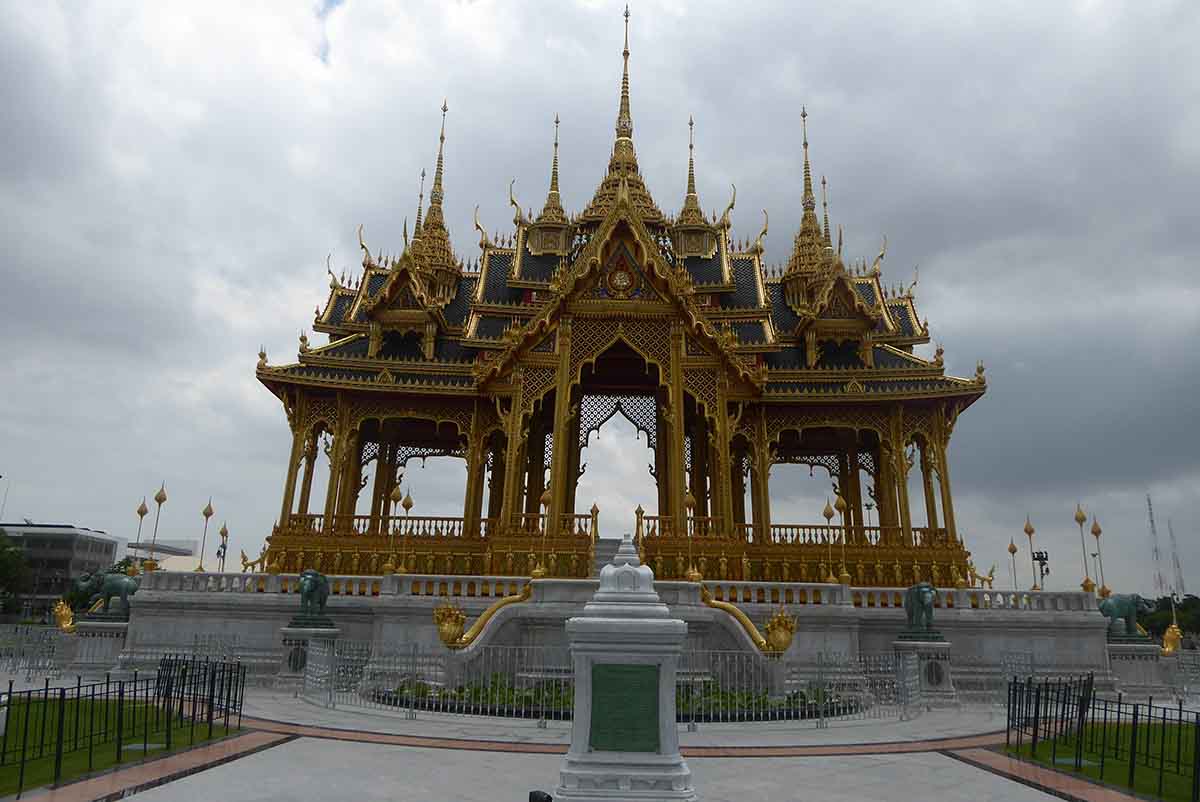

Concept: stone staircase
[[592, 538, 622, 577]]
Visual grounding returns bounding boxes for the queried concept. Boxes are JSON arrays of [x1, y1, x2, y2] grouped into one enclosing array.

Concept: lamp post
[[217, 523, 229, 573], [145, 483, 167, 572], [129, 498, 149, 576], [684, 492, 701, 581], [1033, 550, 1050, 589], [864, 501, 874, 530], [1091, 517, 1109, 597], [1024, 516, 1037, 591], [195, 498, 213, 572], [1008, 538, 1019, 592], [822, 498, 837, 583], [1074, 503, 1095, 593], [835, 494, 851, 584]]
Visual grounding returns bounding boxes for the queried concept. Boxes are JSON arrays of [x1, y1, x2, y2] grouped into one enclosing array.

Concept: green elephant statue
[[76, 571, 141, 616], [903, 581, 938, 632], [297, 569, 330, 618], [1098, 593, 1154, 637]]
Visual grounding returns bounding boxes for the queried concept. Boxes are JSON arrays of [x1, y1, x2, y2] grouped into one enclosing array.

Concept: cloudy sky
[[1, 1, 1196, 594]]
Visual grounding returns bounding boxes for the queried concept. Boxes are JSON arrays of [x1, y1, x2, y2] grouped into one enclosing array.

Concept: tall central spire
[[537, 114, 567, 224], [428, 99, 449, 215], [615, 5, 633, 144], [416, 100, 459, 286], [785, 106, 827, 275], [677, 115, 705, 226], [580, 6, 663, 225]]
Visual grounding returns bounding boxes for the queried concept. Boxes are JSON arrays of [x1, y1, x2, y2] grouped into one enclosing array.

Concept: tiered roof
[[259, 9, 984, 408]]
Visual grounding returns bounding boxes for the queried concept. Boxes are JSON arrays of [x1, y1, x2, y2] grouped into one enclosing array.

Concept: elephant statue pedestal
[[276, 624, 340, 692], [68, 619, 130, 678], [1107, 641, 1170, 698], [892, 638, 957, 711]]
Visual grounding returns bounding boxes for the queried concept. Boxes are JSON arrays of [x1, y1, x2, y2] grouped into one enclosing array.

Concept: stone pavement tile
[[950, 748, 1142, 802], [18, 731, 290, 802], [123, 738, 1062, 802]]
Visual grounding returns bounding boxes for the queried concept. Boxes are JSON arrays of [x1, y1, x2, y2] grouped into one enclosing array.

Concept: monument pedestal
[[70, 618, 129, 677], [893, 637, 957, 709], [276, 625, 339, 691], [1108, 641, 1169, 698], [554, 535, 696, 802]]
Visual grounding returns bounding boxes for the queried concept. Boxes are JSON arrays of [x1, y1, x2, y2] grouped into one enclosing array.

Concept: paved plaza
[[14, 689, 1141, 802]]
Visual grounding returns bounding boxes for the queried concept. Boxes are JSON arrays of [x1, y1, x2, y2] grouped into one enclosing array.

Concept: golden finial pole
[[146, 483, 167, 572], [1074, 503, 1095, 593], [1091, 517, 1109, 597], [822, 498, 837, 583], [195, 498, 213, 573], [218, 523, 229, 573], [130, 498, 149, 575], [1023, 516, 1037, 591], [1008, 538, 1019, 591], [533, 488, 551, 578], [685, 491, 701, 582], [835, 494, 851, 584], [383, 481, 402, 575]]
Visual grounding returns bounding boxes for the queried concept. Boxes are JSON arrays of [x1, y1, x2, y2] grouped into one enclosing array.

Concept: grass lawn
[[0, 695, 238, 795], [1008, 721, 1199, 802]]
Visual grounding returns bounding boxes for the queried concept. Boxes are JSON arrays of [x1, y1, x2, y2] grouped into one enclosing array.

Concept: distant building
[[0, 522, 120, 615]]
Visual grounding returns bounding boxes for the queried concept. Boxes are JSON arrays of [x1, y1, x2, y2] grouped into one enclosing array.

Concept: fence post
[[1031, 683, 1042, 755], [39, 676, 49, 759], [87, 682, 95, 773], [207, 662, 217, 740], [165, 667, 174, 752], [115, 680, 125, 765], [1190, 712, 1199, 802], [17, 689, 32, 797], [1128, 703, 1139, 790], [1099, 697, 1108, 780], [1, 678, 11, 766], [52, 687, 66, 785], [1157, 703, 1167, 799]]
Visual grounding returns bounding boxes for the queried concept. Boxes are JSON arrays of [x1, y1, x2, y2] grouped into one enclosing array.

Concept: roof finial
[[536, 114, 567, 224], [687, 115, 697, 197], [615, 5, 633, 144], [413, 168, 426, 237], [430, 99, 448, 209], [801, 106, 814, 212], [821, 175, 831, 246], [551, 113, 560, 194]]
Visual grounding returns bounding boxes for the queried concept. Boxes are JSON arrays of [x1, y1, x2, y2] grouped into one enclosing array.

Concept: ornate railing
[[638, 514, 725, 539], [510, 512, 597, 540]]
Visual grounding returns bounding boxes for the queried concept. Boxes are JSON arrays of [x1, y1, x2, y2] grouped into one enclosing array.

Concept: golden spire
[[579, 5, 664, 225], [785, 106, 826, 275], [677, 115, 705, 226], [536, 114, 567, 224], [821, 175, 832, 247], [413, 168, 426, 238], [415, 100, 459, 281], [616, 5, 632, 144]]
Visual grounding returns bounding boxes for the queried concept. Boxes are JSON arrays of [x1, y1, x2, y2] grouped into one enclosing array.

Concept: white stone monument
[[555, 533, 696, 802]]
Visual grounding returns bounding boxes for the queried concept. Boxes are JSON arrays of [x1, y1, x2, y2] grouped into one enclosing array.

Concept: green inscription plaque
[[589, 664, 660, 753]]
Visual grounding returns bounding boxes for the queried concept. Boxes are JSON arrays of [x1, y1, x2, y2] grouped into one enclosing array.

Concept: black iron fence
[[0, 656, 246, 797], [1007, 674, 1200, 801]]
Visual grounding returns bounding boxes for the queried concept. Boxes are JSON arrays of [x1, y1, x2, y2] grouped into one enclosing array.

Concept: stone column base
[[1108, 641, 1169, 698], [69, 620, 129, 678], [893, 638, 957, 709], [275, 626, 339, 691]]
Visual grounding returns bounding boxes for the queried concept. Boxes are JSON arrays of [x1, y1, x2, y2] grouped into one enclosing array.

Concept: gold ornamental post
[[1008, 538, 1019, 591], [130, 498, 149, 576], [401, 488, 413, 570], [1023, 516, 1037, 591], [383, 482, 403, 574], [1074, 504, 1095, 593], [145, 483, 167, 572], [822, 499, 837, 583], [195, 498, 213, 572], [532, 488, 551, 578], [685, 491, 702, 581], [835, 494, 852, 584], [217, 523, 229, 573], [1091, 517, 1109, 597]]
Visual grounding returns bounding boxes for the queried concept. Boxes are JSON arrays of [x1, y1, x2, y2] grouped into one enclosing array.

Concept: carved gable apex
[[366, 251, 435, 321], [476, 198, 763, 391], [801, 272, 881, 335]]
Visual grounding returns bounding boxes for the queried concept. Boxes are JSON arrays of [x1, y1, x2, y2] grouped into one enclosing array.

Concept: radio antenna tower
[[1168, 518, 1187, 596], [1147, 494, 1167, 597]]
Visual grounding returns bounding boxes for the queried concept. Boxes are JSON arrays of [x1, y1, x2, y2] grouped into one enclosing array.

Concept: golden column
[[1091, 517, 1109, 597], [685, 491, 702, 581], [1074, 504, 1096, 593], [1024, 516, 1038, 591]]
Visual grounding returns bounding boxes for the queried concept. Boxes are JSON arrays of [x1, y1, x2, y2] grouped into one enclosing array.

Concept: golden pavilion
[[255, 12, 986, 587]]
